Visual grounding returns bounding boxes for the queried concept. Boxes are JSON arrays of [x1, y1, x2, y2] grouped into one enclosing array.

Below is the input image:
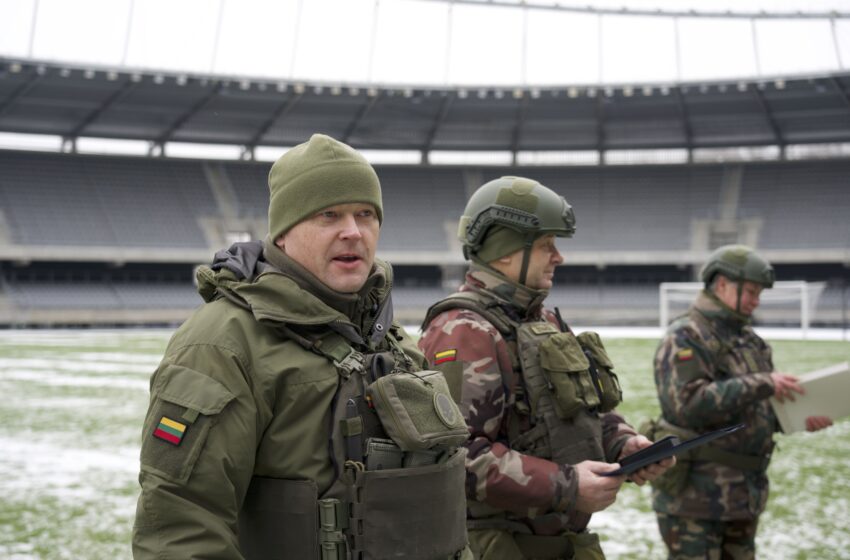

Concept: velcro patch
[[434, 349, 457, 365], [675, 348, 694, 362], [153, 416, 187, 445]]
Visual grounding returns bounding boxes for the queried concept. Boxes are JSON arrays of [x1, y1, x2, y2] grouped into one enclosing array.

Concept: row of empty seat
[[1, 150, 848, 253]]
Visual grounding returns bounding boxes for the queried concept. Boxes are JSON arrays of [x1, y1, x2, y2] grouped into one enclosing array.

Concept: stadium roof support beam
[[243, 92, 303, 158], [833, 77, 850, 109], [510, 95, 528, 166], [153, 82, 224, 150], [423, 94, 454, 164], [595, 94, 606, 164], [342, 93, 381, 145], [0, 71, 41, 118], [67, 79, 137, 140], [751, 86, 785, 159], [675, 87, 694, 163]]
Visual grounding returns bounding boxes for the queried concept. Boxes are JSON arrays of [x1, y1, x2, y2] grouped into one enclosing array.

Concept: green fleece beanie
[[268, 133, 383, 239], [476, 225, 532, 263]]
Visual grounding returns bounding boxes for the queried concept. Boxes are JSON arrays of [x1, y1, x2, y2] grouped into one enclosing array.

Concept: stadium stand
[[0, 53, 848, 327], [0, 148, 848, 327]]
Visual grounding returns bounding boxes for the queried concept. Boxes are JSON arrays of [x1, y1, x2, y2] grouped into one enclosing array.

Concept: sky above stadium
[[1, 0, 849, 87]]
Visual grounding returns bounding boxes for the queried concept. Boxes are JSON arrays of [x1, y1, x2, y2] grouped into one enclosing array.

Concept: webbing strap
[[509, 422, 549, 453], [422, 292, 515, 337], [692, 446, 769, 471]]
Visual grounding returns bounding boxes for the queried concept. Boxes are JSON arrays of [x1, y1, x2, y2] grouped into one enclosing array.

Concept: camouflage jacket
[[419, 265, 636, 536], [652, 289, 778, 521]]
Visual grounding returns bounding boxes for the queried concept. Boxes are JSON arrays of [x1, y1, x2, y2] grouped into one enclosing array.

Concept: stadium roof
[[1, 57, 849, 155]]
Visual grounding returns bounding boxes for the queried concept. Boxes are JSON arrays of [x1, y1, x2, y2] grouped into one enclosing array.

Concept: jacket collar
[[693, 289, 750, 332], [196, 238, 394, 348], [463, 262, 548, 319]]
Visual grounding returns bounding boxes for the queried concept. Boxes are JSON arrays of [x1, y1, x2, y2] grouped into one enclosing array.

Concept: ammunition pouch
[[534, 328, 622, 420], [575, 332, 622, 413]]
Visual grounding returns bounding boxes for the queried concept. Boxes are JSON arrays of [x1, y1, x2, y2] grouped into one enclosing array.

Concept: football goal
[[659, 281, 827, 338]]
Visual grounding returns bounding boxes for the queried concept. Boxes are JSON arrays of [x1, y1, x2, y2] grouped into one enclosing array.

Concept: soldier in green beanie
[[133, 134, 472, 559]]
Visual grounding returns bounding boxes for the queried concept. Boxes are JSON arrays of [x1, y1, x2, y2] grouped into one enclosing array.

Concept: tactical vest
[[423, 292, 623, 469], [237, 324, 470, 560]]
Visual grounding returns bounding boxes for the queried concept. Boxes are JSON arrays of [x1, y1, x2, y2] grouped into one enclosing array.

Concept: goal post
[[659, 281, 827, 338]]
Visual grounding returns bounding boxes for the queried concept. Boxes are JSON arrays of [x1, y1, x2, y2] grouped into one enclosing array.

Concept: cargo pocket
[[140, 363, 235, 485], [576, 332, 622, 412], [539, 332, 600, 419]]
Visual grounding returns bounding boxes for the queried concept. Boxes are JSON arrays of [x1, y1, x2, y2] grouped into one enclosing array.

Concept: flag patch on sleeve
[[153, 416, 187, 445], [434, 349, 457, 365], [675, 348, 694, 362]]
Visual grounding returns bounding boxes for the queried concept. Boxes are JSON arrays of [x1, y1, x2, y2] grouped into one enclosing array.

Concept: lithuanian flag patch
[[153, 416, 187, 445], [675, 348, 694, 362], [434, 349, 457, 365]]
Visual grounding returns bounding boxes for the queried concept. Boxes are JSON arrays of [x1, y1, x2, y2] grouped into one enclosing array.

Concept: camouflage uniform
[[420, 264, 637, 560], [652, 289, 777, 560]]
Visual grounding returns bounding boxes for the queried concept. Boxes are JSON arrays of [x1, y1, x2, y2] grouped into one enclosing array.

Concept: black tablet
[[601, 423, 745, 477]]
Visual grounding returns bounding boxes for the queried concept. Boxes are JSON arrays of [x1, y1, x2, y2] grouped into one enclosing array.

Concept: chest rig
[[238, 323, 469, 560], [425, 292, 623, 467]]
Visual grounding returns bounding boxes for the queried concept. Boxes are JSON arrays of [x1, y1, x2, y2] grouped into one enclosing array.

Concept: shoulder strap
[[276, 323, 365, 379], [422, 291, 516, 337]]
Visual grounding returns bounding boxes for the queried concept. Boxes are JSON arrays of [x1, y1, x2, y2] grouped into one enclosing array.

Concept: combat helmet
[[458, 176, 575, 285], [700, 244, 775, 288]]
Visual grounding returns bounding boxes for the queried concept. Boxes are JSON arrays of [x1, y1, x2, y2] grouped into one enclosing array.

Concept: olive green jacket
[[132, 245, 424, 559]]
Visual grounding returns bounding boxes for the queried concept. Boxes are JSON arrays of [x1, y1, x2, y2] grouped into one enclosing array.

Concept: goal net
[[659, 281, 827, 336]]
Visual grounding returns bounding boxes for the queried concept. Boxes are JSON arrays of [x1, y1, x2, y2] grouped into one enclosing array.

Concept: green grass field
[[0, 330, 848, 559]]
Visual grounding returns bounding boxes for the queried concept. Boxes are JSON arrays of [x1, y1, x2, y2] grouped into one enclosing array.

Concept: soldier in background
[[133, 134, 471, 559], [650, 244, 833, 559], [419, 176, 674, 560]]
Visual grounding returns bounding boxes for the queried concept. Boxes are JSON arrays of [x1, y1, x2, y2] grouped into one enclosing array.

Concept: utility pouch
[[349, 448, 468, 559], [538, 331, 600, 419], [366, 370, 468, 451], [576, 331, 622, 412], [364, 437, 404, 470]]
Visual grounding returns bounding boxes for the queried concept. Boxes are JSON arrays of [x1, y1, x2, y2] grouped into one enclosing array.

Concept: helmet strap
[[518, 237, 535, 286], [735, 280, 743, 314]]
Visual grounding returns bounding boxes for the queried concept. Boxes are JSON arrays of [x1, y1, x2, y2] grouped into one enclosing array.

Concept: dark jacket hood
[[195, 240, 395, 347]]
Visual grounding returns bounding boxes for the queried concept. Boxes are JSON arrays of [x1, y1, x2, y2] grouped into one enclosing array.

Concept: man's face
[[714, 277, 764, 316], [276, 203, 379, 293], [491, 234, 564, 290]]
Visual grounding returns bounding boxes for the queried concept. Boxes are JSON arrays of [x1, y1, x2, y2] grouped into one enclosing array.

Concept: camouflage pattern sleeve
[[654, 325, 775, 429], [600, 410, 638, 463], [419, 309, 578, 517]]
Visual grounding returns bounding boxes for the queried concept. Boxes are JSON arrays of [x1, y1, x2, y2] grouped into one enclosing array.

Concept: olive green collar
[[694, 289, 750, 330], [195, 240, 393, 341], [466, 262, 548, 317], [261, 237, 386, 324]]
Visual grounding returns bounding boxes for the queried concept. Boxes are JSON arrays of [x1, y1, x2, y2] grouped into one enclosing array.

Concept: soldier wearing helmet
[[649, 244, 832, 559], [419, 176, 674, 559]]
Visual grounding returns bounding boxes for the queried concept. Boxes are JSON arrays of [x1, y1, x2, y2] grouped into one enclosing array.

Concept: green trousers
[[656, 513, 759, 560]]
